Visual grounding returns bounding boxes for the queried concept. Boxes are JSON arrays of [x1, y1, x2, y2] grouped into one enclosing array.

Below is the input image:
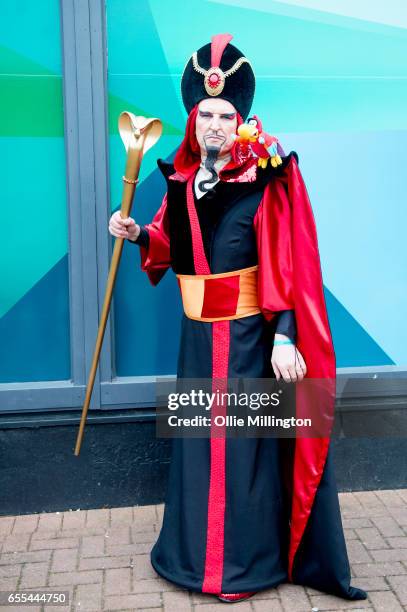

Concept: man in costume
[[109, 34, 367, 604]]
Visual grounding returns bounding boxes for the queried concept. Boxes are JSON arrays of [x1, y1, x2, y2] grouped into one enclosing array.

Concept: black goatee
[[197, 145, 221, 193]]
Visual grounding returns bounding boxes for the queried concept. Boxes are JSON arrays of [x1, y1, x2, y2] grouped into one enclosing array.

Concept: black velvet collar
[[154, 151, 298, 274], [156, 150, 298, 190]]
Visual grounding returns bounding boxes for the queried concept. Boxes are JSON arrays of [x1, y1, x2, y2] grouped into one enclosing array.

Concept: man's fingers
[[122, 217, 135, 226], [110, 214, 125, 229], [108, 213, 137, 239], [279, 367, 292, 383], [110, 217, 134, 231], [113, 212, 125, 224], [295, 366, 304, 381], [111, 213, 135, 227], [109, 221, 128, 237], [287, 365, 298, 382], [271, 361, 281, 380], [110, 223, 127, 235], [110, 221, 124, 232], [272, 347, 308, 385], [291, 349, 306, 381], [273, 362, 297, 383], [295, 349, 307, 376]]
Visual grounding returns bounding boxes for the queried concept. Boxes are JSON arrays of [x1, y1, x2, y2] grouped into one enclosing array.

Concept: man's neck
[[194, 152, 232, 199], [200, 152, 232, 173]]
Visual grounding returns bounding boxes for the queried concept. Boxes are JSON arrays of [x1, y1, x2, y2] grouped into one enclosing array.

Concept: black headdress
[[181, 33, 255, 120]]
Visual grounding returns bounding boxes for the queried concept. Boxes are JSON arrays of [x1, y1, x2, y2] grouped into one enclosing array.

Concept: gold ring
[[122, 176, 139, 184]]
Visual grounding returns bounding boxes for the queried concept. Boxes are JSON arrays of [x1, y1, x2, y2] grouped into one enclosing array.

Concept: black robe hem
[[150, 548, 367, 600], [150, 549, 288, 594]]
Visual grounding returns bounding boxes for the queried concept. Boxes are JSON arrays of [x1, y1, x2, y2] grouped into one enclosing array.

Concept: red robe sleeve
[[138, 193, 171, 286]]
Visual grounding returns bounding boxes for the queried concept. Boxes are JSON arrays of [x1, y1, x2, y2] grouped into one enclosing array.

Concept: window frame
[[0, 0, 405, 415]]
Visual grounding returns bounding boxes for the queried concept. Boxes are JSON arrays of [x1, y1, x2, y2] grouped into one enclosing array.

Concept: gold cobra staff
[[74, 112, 162, 456]]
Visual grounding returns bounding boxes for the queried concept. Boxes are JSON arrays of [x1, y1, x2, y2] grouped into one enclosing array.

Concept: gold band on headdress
[[191, 52, 252, 96]]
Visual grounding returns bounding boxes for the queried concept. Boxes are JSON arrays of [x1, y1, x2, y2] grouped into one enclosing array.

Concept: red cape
[[254, 155, 336, 580]]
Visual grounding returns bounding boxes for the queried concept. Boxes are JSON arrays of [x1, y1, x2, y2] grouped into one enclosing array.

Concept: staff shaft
[[74, 132, 146, 456]]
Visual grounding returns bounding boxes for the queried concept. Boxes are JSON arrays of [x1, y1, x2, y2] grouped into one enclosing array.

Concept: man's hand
[[109, 211, 140, 242], [271, 334, 307, 382]]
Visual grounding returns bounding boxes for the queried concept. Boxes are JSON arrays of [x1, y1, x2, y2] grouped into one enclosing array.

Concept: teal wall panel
[[0, 1, 70, 382], [106, 0, 407, 373]]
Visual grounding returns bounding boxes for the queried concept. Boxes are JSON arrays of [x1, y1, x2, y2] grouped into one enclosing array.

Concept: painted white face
[[195, 98, 238, 157]]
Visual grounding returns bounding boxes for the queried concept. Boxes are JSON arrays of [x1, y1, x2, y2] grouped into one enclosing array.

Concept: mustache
[[204, 132, 226, 144], [197, 145, 221, 193]]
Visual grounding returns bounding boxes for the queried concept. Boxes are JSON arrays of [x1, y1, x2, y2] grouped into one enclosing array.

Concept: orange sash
[[176, 265, 260, 322]]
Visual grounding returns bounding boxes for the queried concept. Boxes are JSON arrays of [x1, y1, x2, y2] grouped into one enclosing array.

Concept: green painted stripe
[[108, 92, 184, 136], [0, 76, 64, 137], [0, 43, 57, 76], [0, 75, 184, 137]]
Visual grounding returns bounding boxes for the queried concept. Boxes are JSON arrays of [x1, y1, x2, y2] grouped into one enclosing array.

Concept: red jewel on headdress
[[208, 73, 220, 88], [203, 67, 226, 96]]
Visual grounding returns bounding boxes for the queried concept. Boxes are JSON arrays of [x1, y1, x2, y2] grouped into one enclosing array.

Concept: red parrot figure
[[234, 115, 282, 168]]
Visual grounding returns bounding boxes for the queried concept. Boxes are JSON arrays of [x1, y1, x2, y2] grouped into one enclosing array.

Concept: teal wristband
[[274, 339, 294, 346]]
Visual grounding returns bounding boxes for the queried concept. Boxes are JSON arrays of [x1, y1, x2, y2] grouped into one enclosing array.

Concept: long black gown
[[129, 156, 367, 600]]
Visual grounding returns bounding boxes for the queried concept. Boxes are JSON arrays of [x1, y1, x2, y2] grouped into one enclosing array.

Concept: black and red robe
[[129, 132, 367, 600]]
